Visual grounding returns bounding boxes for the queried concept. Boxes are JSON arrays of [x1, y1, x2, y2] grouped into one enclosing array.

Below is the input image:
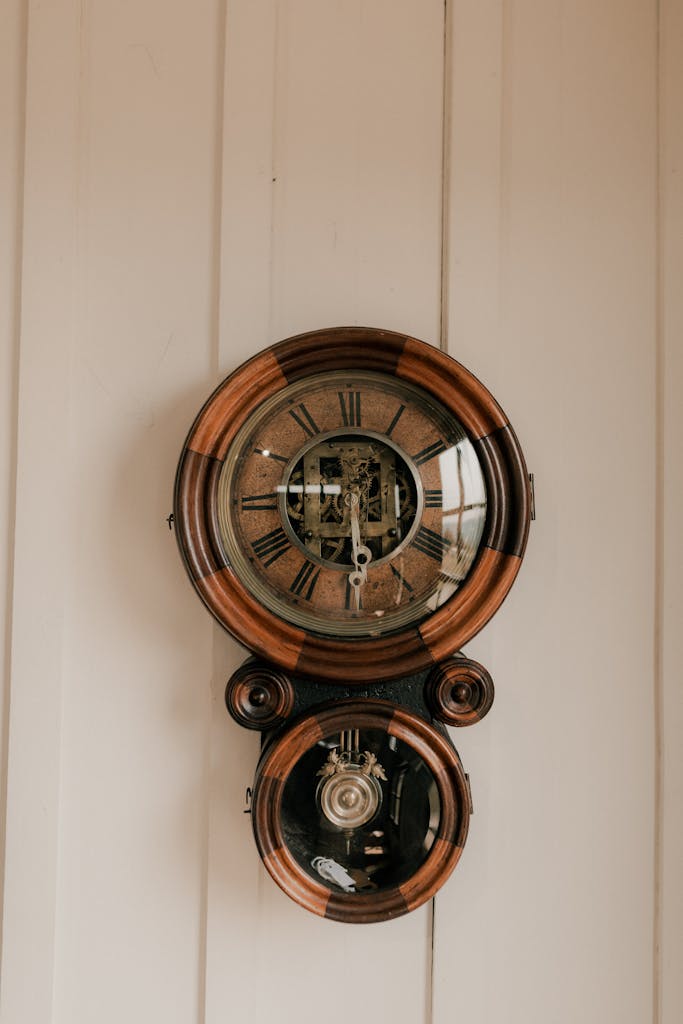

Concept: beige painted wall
[[1, 2, 679, 1023]]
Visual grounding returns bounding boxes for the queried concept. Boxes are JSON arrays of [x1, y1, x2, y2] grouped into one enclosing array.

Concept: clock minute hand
[[345, 492, 372, 610]]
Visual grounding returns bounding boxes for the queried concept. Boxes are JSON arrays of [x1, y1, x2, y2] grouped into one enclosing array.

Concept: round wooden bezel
[[251, 699, 470, 924], [174, 327, 530, 683]]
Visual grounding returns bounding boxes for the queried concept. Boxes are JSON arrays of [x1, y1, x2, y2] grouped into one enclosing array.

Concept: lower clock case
[[227, 655, 494, 924], [252, 700, 470, 924]]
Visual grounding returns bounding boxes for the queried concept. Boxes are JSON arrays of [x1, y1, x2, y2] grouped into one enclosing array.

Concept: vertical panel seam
[[0, 0, 30, 978], [653, 1, 663, 1022], [211, 1, 229, 380], [48, 0, 90, 1014], [426, 897, 436, 1024], [498, 0, 512, 326], [439, 0, 452, 354], [201, 2, 230, 1022], [267, 0, 281, 344], [3, 0, 82, 1015], [433, 0, 450, 1016]]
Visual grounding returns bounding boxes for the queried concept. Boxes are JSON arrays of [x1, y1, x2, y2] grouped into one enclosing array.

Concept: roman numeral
[[385, 404, 406, 438], [241, 493, 278, 511], [424, 489, 443, 509], [289, 560, 321, 601], [389, 563, 414, 595], [413, 525, 450, 562], [345, 577, 363, 611], [338, 390, 362, 427], [413, 439, 448, 465], [253, 448, 288, 464], [252, 526, 290, 567], [288, 403, 320, 438]]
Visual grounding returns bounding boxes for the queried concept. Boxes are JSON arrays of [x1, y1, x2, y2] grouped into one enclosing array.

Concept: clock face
[[216, 370, 487, 638], [174, 327, 530, 682]]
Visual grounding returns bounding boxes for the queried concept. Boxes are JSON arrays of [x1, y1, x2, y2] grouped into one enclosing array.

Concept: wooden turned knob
[[425, 657, 494, 727], [225, 660, 295, 731]]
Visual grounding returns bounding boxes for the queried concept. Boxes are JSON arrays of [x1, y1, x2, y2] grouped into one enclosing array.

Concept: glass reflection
[[281, 728, 440, 895]]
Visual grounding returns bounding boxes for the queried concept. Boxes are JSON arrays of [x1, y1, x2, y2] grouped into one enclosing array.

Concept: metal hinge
[[529, 473, 536, 521]]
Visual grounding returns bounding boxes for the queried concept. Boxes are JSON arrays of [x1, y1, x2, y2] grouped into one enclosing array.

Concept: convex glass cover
[[174, 327, 530, 682], [217, 370, 487, 638]]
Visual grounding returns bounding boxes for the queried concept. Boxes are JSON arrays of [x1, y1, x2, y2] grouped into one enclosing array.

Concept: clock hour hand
[[345, 492, 372, 610]]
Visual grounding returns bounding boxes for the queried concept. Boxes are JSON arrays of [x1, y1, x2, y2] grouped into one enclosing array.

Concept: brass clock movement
[[174, 326, 530, 923]]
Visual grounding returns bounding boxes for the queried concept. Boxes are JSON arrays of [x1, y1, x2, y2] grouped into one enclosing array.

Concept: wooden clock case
[[226, 654, 495, 923], [174, 327, 531, 923]]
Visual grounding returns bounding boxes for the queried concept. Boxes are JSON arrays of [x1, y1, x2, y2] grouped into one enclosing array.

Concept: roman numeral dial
[[288, 402, 320, 438], [252, 527, 290, 567], [289, 560, 321, 601], [413, 524, 450, 562], [338, 390, 362, 427], [215, 366, 487, 639]]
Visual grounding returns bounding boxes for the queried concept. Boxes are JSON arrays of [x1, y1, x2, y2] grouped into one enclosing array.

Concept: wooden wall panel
[[0, 0, 24, 972], [434, 2, 657, 1022], [0, 2, 83, 1019], [1, 1, 675, 1022], [2, 1, 221, 1021], [52, 3, 222, 1020], [204, 3, 446, 1022], [660, 2, 683, 1020]]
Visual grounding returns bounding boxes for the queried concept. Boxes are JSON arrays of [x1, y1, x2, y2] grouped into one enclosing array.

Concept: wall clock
[[174, 326, 531, 922]]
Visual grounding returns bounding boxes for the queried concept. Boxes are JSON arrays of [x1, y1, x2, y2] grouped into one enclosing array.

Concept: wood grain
[[225, 659, 295, 730], [274, 325, 405, 380], [475, 424, 530, 556], [419, 547, 522, 663], [251, 700, 469, 924], [175, 328, 531, 681], [186, 350, 287, 460], [398, 338, 508, 438], [424, 656, 495, 727]]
